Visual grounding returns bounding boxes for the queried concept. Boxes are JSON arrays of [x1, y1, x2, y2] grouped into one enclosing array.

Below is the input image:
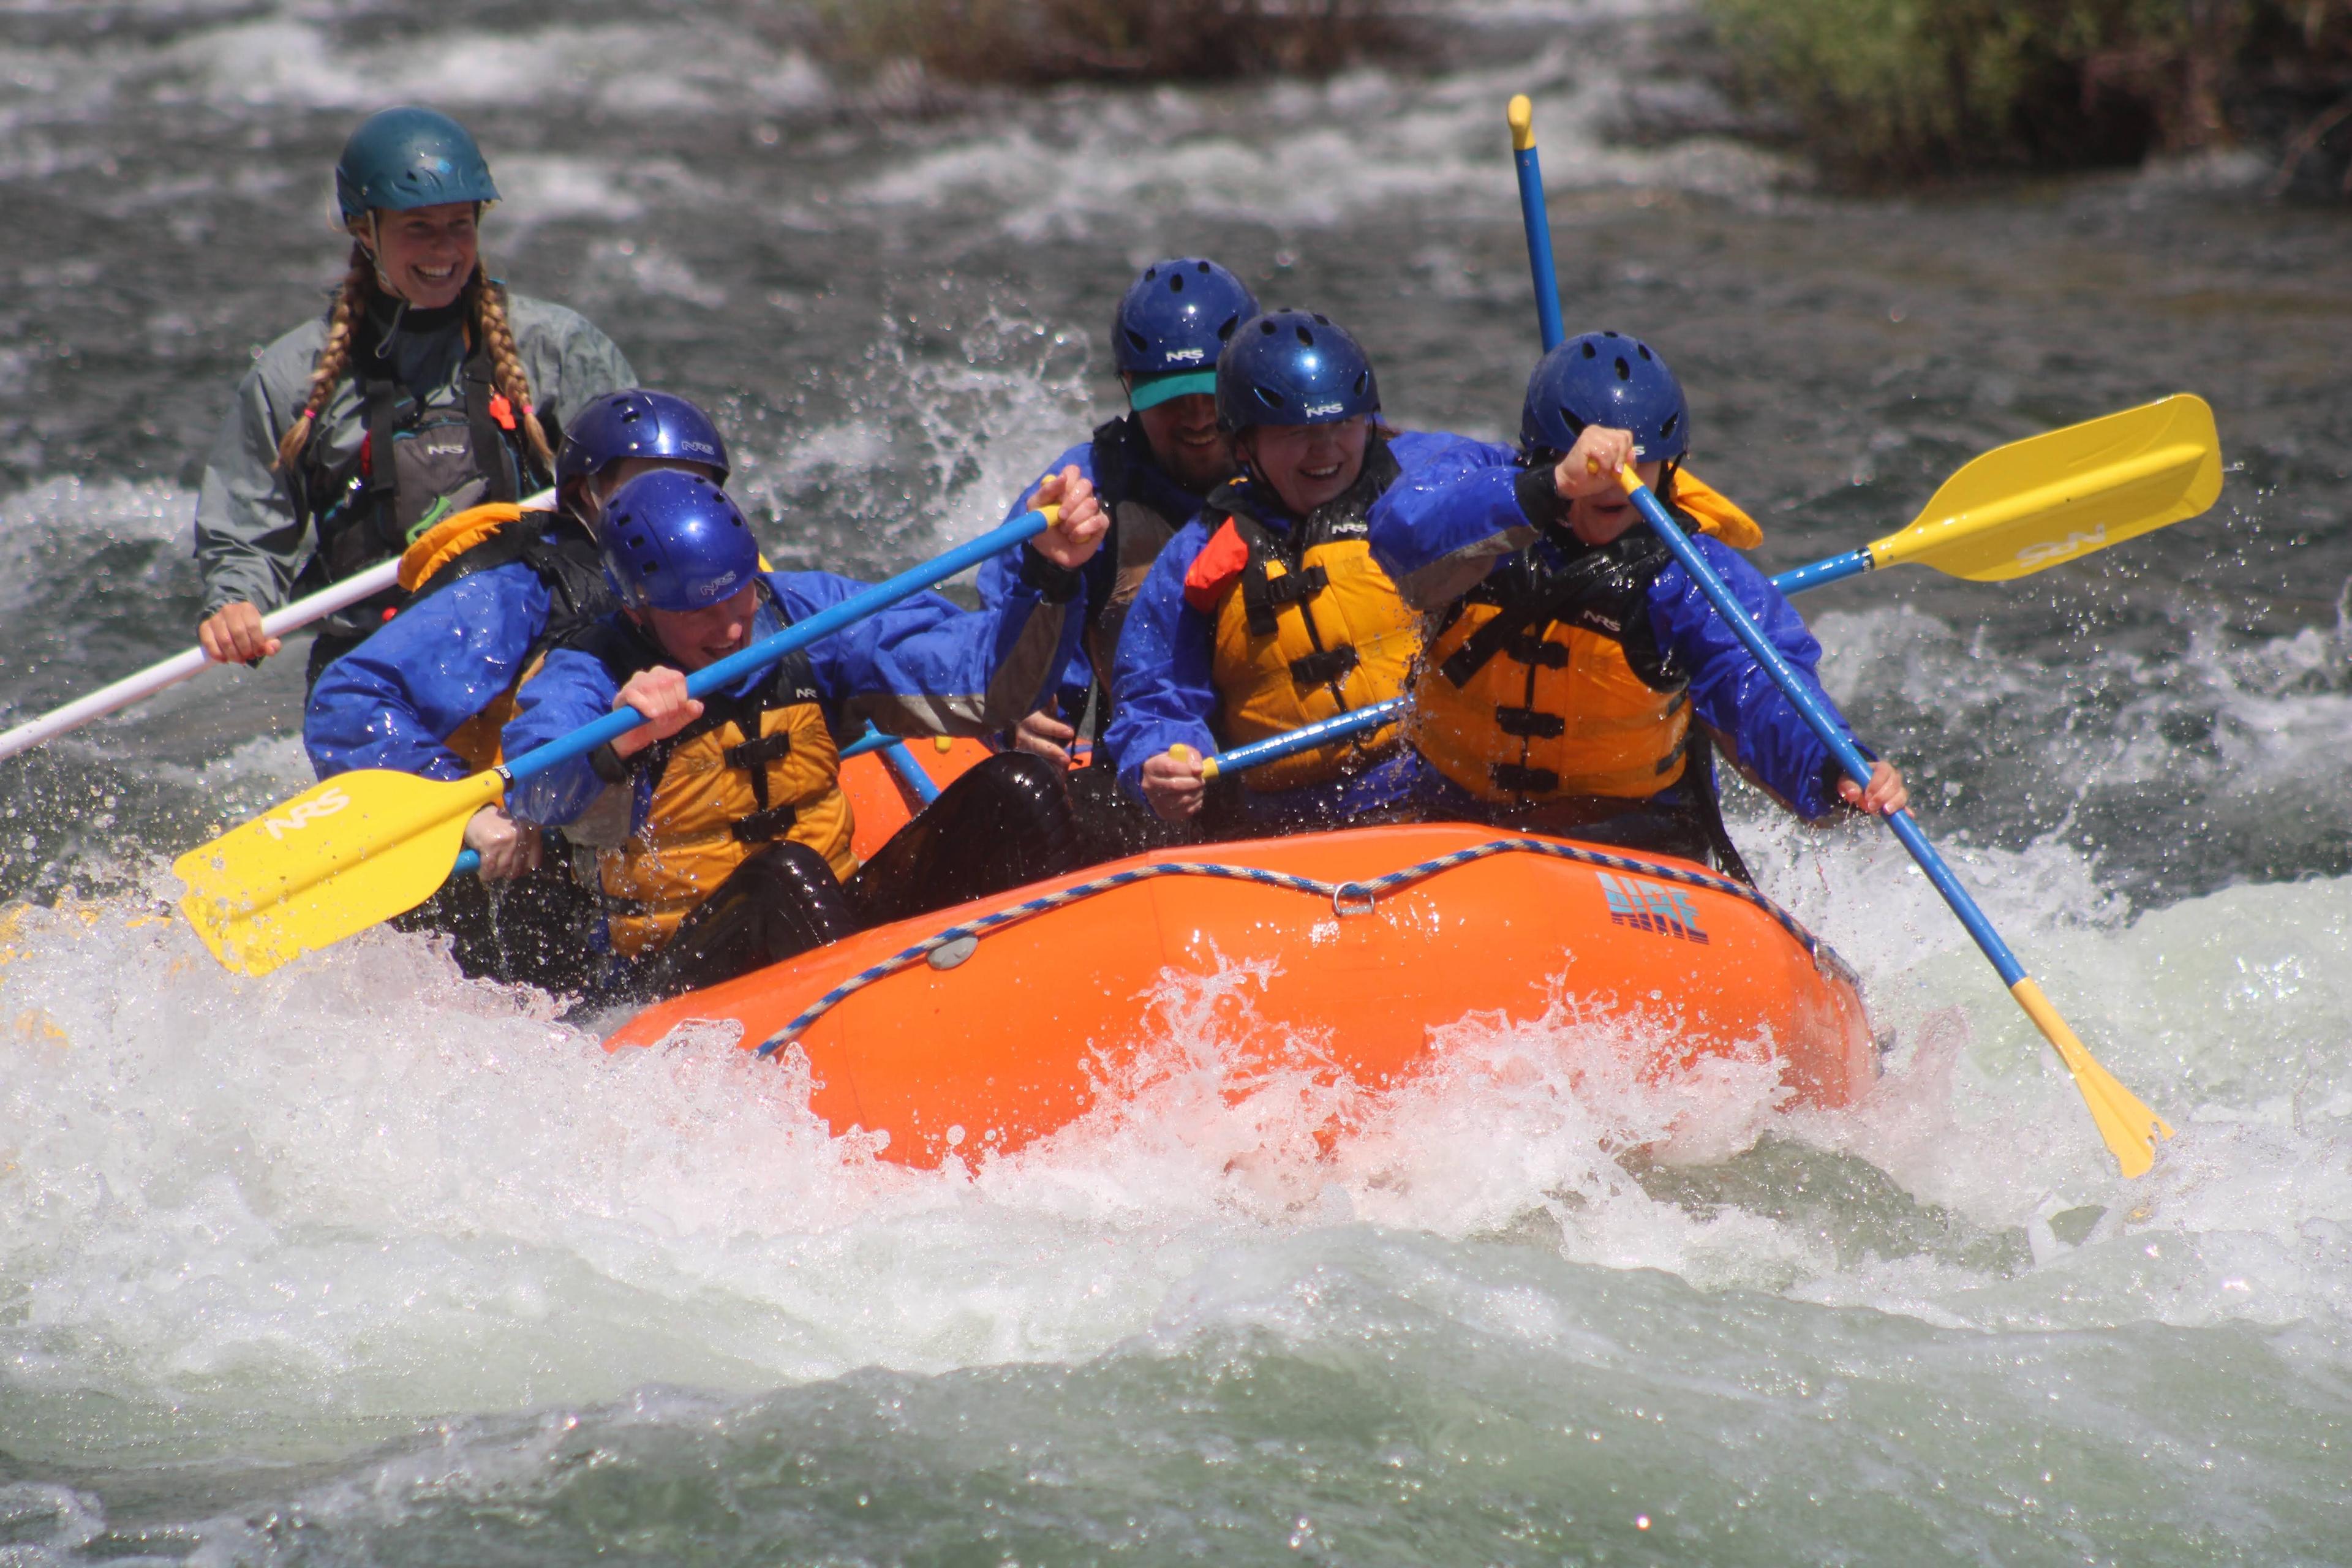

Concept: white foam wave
[[850, 50, 1794, 241], [156, 17, 830, 121], [737, 311, 1096, 557], [0, 477, 197, 616]]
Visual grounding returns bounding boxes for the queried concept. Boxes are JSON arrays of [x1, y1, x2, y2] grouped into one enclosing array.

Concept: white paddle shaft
[[0, 489, 554, 761]]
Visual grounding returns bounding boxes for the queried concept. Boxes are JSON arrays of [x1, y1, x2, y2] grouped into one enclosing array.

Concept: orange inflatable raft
[[608, 797, 1881, 1168]]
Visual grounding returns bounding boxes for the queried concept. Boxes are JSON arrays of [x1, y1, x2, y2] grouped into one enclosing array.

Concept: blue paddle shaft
[[1209, 698, 1402, 777], [493, 509, 1054, 791], [1769, 546, 1875, 597], [456, 726, 930, 880], [1514, 145, 1566, 353], [1621, 479, 2029, 987], [878, 738, 943, 805]]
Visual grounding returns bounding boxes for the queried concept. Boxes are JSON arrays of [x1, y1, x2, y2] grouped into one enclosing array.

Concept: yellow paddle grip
[[1508, 95, 1536, 153]]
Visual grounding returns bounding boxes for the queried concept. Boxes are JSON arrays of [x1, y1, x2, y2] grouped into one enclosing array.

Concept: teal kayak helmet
[[334, 107, 499, 225], [1215, 310, 1379, 434], [601, 470, 760, 614], [1520, 330, 1690, 464]]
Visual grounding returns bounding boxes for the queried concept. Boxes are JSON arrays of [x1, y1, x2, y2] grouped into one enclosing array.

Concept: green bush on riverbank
[[1703, 0, 2352, 184], [1702, 0, 2352, 184], [817, 0, 1401, 83]]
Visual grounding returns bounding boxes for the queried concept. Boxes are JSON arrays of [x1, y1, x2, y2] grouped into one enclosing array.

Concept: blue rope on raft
[[754, 837, 1849, 1058]]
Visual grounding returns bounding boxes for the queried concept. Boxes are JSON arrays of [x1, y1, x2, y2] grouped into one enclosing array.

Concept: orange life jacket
[[1412, 472, 1760, 804], [1183, 445, 1419, 791]]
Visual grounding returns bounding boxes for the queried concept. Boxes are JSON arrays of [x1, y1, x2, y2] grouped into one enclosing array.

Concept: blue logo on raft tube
[[1596, 872, 1708, 944]]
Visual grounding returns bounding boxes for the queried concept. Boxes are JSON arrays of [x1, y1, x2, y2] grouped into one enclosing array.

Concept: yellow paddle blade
[[1872, 393, 2222, 582], [175, 768, 504, 978], [2010, 978, 2174, 1178]]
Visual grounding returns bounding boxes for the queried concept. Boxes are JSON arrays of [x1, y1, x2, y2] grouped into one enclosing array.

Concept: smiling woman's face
[[358, 201, 480, 309], [1237, 415, 1370, 516]]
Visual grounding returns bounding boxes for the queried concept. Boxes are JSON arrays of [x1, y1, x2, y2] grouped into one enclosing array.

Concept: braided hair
[[466, 267, 555, 472], [272, 241, 373, 475], [271, 228, 553, 475]]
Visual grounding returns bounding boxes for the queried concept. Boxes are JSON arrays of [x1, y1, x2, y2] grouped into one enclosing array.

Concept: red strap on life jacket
[[487, 392, 518, 432], [1183, 519, 1251, 614]]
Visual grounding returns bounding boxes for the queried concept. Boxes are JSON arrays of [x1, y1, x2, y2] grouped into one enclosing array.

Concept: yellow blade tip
[[2010, 976, 2172, 1178]]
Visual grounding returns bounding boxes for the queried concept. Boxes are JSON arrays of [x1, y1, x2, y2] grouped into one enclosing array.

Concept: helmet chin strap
[[357, 214, 410, 360]]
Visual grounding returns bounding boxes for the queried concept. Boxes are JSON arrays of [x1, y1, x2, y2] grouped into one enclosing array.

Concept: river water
[[2, 1, 2350, 1562]]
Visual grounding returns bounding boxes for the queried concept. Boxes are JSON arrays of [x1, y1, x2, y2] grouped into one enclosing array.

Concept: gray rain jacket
[[194, 288, 635, 620]]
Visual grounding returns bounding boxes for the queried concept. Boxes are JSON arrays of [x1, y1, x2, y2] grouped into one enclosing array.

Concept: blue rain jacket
[[306, 537, 573, 783], [1366, 448, 1859, 821], [502, 567, 1079, 832], [973, 417, 1213, 722], [1101, 429, 1488, 821]]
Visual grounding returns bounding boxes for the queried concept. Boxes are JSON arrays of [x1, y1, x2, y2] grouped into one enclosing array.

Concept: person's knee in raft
[[981, 258, 1260, 770], [195, 105, 635, 669], [301, 388, 728, 883], [499, 467, 1108, 989], [1359, 328, 1907, 842], [1107, 307, 1455, 831]]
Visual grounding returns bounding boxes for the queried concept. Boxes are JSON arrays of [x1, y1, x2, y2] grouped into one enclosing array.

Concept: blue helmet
[[1215, 310, 1380, 434], [1114, 257, 1259, 409], [1519, 331, 1691, 464], [600, 470, 760, 614], [557, 390, 731, 492], [334, 107, 499, 225]]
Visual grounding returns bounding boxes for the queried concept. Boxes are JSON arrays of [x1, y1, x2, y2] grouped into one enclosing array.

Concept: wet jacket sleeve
[[193, 323, 323, 617], [500, 645, 635, 829], [779, 564, 1082, 737], [1650, 537, 1856, 822], [974, 439, 1098, 715], [303, 563, 552, 783], [1363, 436, 1530, 610], [1102, 521, 1221, 805]]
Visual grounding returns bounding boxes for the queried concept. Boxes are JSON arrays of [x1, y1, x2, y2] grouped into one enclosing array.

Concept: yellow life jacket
[[389, 501, 612, 772], [1412, 472, 1758, 805], [1186, 445, 1419, 791], [570, 605, 856, 959]]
